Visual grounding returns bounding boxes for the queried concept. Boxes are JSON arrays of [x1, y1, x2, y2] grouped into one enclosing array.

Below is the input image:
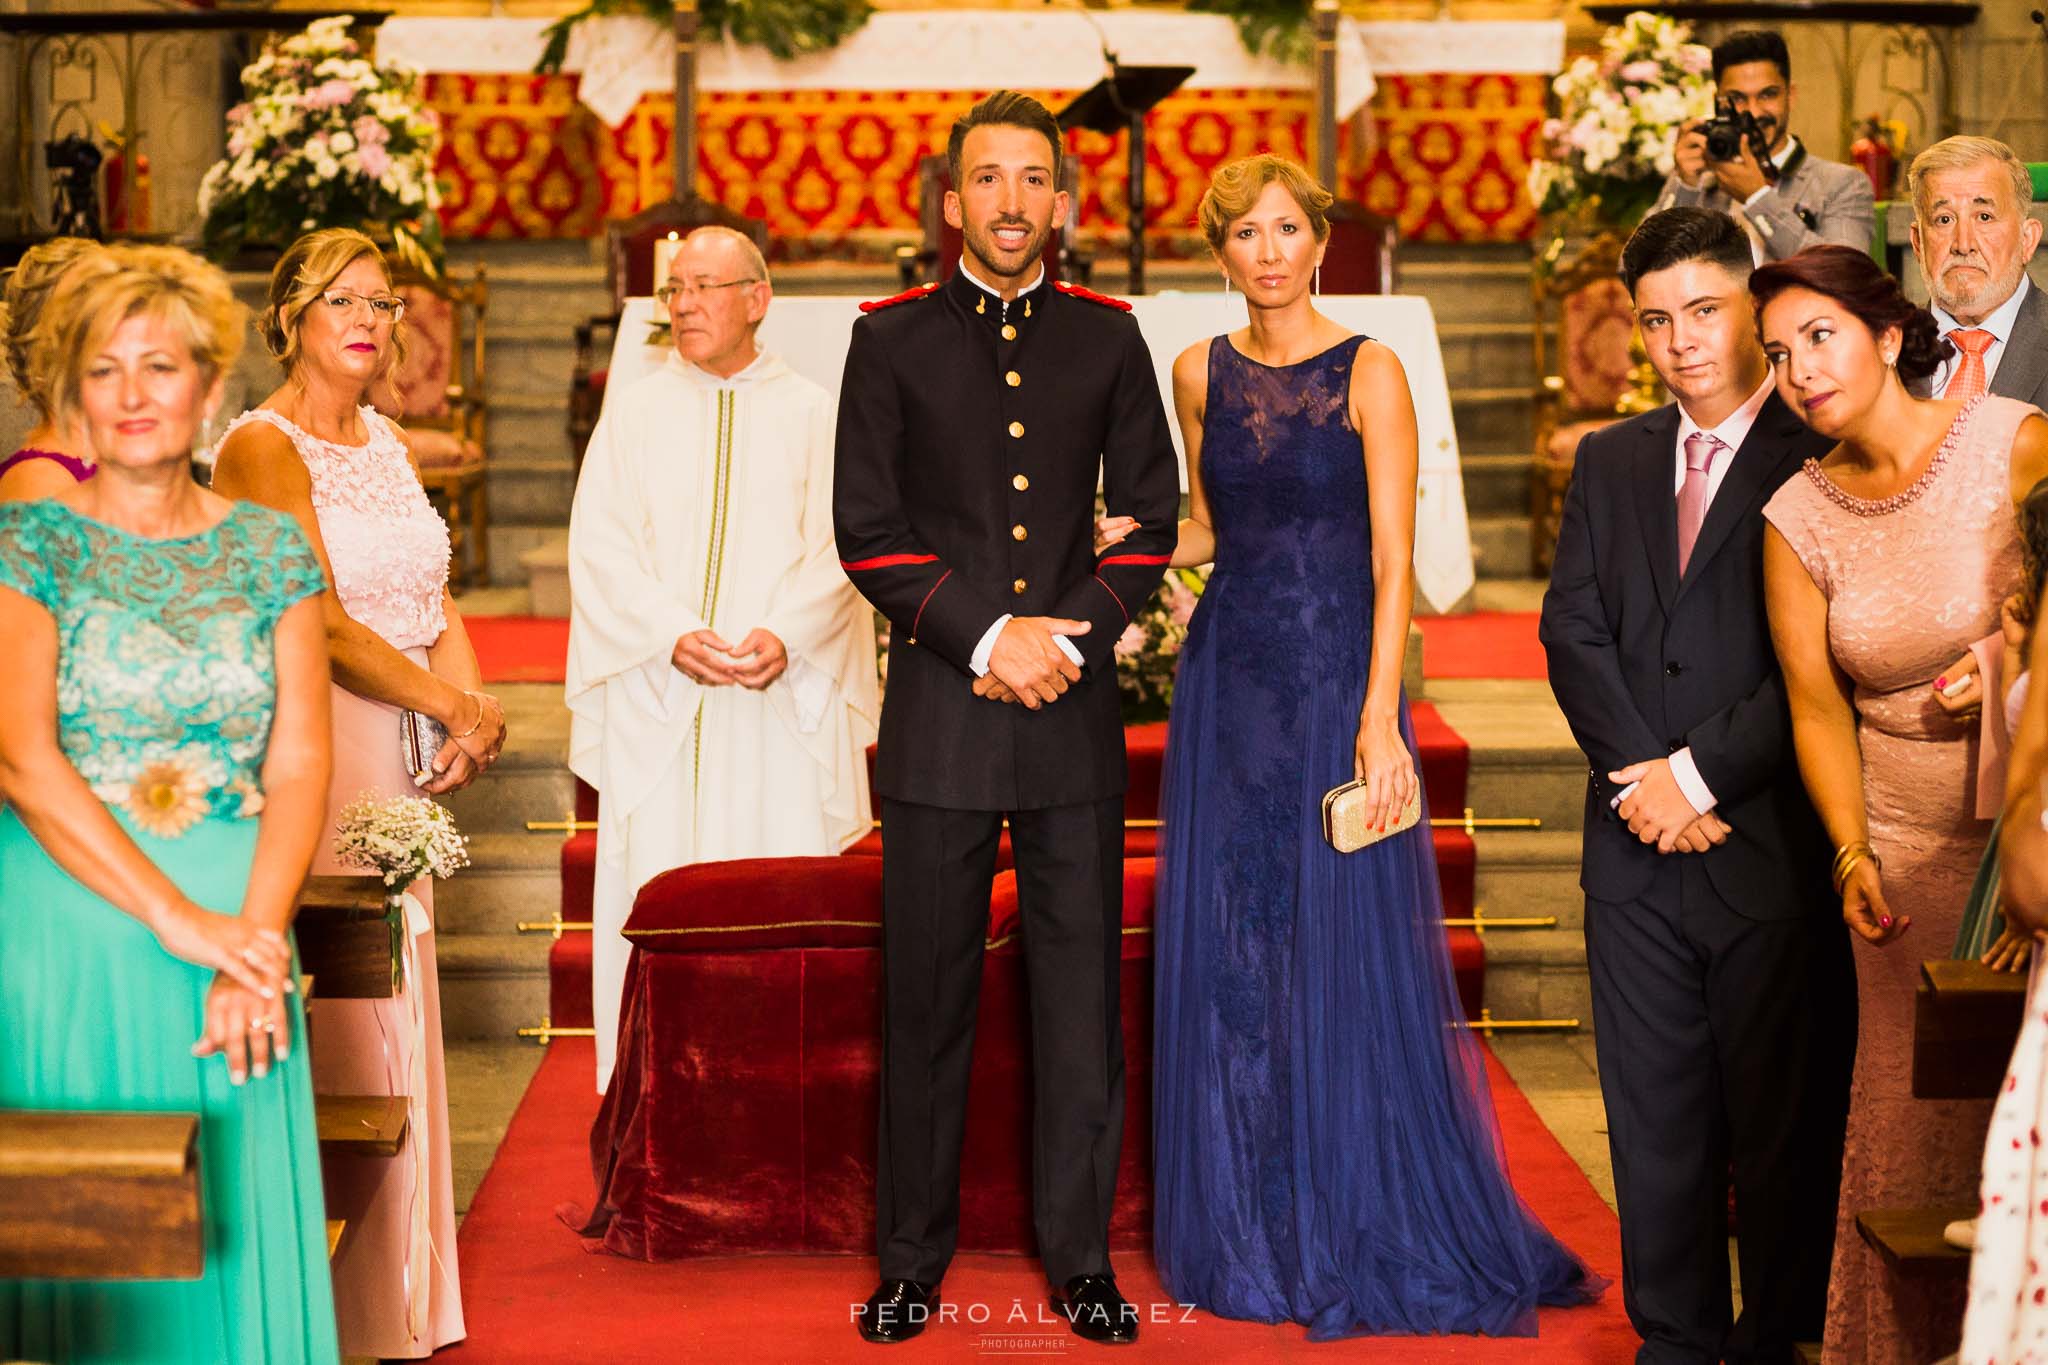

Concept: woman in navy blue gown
[[1099, 155, 1603, 1340]]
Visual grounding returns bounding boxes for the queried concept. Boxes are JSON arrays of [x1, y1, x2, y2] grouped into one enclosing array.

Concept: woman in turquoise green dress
[[0, 244, 340, 1362]]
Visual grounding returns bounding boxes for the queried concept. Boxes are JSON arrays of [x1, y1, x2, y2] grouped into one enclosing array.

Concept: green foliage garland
[[536, 0, 874, 74]]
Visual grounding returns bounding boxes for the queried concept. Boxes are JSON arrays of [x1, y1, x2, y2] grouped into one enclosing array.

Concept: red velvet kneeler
[[578, 856, 1160, 1260]]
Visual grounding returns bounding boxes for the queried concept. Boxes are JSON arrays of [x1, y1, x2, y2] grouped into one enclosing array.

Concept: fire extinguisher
[[98, 122, 151, 235]]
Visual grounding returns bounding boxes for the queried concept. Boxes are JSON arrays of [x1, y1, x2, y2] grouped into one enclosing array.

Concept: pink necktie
[[1943, 328, 1994, 402], [1677, 431, 1722, 575]]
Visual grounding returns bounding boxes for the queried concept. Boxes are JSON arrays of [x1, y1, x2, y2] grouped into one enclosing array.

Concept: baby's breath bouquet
[[332, 792, 470, 991]]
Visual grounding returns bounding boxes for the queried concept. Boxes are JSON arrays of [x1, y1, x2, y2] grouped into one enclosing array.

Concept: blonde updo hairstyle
[[2, 237, 107, 418], [1197, 154, 1334, 256], [261, 227, 407, 395], [36, 243, 245, 434]]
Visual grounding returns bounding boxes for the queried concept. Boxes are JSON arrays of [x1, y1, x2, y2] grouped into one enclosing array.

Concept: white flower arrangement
[[332, 791, 470, 892], [1528, 10, 1716, 227], [198, 16, 445, 273]]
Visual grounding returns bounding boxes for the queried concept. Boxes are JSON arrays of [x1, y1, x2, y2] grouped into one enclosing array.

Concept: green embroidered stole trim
[[692, 390, 738, 844]]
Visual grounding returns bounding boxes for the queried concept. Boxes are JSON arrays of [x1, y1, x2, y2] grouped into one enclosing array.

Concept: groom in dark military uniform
[[834, 90, 1181, 1346]]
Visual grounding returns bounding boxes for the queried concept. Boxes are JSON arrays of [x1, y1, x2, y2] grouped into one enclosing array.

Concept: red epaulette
[[858, 282, 940, 314], [1053, 280, 1133, 312]]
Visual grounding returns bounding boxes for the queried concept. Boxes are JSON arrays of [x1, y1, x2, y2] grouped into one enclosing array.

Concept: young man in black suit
[[833, 90, 1181, 1346], [1539, 208, 1855, 1364]]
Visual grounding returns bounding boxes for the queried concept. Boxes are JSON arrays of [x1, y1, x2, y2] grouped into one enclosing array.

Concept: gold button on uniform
[[1005, 371, 1021, 388], [1013, 578, 1028, 595], [1012, 474, 1030, 491], [1001, 324, 1017, 341], [1008, 421, 1024, 438], [1011, 524, 1028, 541]]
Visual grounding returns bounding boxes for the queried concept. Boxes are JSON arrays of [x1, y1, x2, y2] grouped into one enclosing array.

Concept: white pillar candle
[[651, 231, 683, 287]]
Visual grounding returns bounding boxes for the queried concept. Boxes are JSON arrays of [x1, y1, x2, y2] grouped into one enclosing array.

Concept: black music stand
[[1058, 64, 1192, 295]]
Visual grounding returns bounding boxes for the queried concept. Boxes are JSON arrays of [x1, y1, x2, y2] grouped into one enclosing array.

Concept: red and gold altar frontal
[[425, 73, 1548, 255]]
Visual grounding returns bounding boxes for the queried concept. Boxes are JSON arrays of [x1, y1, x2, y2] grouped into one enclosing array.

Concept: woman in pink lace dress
[[1758, 245, 2048, 1364], [1, 238, 106, 502], [211, 229, 508, 1359]]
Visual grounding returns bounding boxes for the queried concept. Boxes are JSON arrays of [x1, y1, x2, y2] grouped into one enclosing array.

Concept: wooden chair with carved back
[[381, 264, 490, 590], [570, 198, 771, 470], [1316, 201, 1398, 294], [1529, 231, 1643, 574]]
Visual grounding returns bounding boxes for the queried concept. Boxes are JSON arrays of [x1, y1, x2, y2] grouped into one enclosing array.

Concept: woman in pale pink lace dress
[[212, 229, 507, 1359], [1757, 245, 2048, 1364]]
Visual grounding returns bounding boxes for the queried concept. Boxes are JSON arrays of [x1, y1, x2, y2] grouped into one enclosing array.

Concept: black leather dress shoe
[[1052, 1273, 1139, 1345], [857, 1278, 939, 1343]]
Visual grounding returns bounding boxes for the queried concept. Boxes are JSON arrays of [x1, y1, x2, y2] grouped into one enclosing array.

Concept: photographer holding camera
[[1653, 30, 1874, 263]]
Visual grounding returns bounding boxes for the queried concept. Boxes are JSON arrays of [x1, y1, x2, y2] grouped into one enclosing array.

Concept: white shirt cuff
[[1054, 635, 1084, 667], [1668, 747, 1717, 816], [969, 615, 1012, 678], [1742, 184, 1772, 209]]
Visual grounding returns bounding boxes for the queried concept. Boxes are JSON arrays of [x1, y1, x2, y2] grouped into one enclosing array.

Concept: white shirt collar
[[1677, 371, 1776, 455], [1931, 274, 2031, 345], [956, 255, 1045, 302], [1770, 135, 1799, 172]]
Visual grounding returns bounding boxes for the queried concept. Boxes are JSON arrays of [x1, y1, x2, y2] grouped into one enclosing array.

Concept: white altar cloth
[[376, 13, 1556, 129]]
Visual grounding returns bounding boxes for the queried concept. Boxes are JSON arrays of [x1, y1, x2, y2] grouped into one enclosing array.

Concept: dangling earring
[[1314, 263, 1322, 296]]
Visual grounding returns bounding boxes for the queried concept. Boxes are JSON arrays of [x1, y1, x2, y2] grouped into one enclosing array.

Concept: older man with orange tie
[[1909, 135, 2046, 409]]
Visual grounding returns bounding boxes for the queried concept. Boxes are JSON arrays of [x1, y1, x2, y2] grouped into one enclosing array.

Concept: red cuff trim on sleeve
[[841, 552, 939, 571], [912, 569, 952, 636], [1097, 553, 1170, 567], [1092, 574, 1129, 626]]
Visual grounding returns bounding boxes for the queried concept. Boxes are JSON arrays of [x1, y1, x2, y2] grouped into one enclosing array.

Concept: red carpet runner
[[1413, 612, 1547, 681], [467, 615, 571, 685], [452, 1039, 1628, 1362], [468, 612, 1552, 686]]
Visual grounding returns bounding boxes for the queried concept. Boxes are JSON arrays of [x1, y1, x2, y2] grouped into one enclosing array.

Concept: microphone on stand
[[1043, 0, 1121, 88]]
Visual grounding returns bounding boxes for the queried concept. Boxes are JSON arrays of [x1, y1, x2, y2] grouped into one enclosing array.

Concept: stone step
[[520, 534, 571, 618], [1451, 386, 1534, 458], [1436, 321, 1535, 396], [1477, 929, 1591, 1027], [439, 685, 574, 832], [1472, 829, 1584, 932], [435, 832, 563, 938], [1433, 686, 1585, 834], [1468, 512, 1534, 581], [1461, 451, 1533, 518], [437, 932, 550, 1042], [484, 392, 574, 466], [487, 525, 565, 588], [489, 457, 579, 526]]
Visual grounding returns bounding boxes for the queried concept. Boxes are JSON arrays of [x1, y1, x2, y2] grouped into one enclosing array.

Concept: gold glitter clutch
[[1321, 781, 1422, 854]]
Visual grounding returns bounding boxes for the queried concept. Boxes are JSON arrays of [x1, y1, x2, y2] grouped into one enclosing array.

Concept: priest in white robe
[[567, 226, 879, 1090]]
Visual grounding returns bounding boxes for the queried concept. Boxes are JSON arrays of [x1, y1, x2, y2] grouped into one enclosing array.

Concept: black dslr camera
[[1698, 97, 1779, 184], [44, 133, 104, 239]]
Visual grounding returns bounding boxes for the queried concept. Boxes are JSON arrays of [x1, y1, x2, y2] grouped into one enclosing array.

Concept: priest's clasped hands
[[672, 627, 790, 689], [972, 616, 1092, 710]]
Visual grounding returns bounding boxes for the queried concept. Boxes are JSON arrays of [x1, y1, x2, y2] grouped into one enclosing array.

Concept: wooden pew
[[1852, 961, 2023, 1285], [315, 1094, 410, 1160], [0, 1111, 203, 1279], [1913, 957, 2027, 1100], [1855, 1208, 1974, 1275], [295, 875, 399, 1000]]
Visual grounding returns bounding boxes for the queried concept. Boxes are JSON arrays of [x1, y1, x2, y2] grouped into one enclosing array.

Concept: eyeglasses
[[321, 290, 406, 323], [654, 278, 760, 305]]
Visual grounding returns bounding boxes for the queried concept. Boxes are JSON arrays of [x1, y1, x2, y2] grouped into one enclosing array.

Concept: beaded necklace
[[1799, 395, 1982, 517]]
